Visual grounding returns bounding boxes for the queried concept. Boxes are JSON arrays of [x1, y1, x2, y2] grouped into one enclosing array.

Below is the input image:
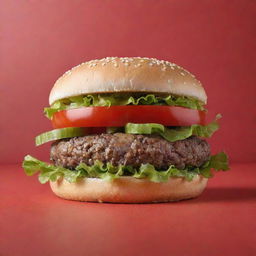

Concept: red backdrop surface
[[1, 2, 256, 256], [1, 0, 255, 164]]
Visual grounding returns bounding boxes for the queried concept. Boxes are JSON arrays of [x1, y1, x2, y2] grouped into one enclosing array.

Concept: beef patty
[[50, 133, 210, 170]]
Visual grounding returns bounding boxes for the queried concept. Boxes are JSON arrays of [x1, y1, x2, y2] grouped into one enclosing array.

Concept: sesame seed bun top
[[49, 57, 207, 105]]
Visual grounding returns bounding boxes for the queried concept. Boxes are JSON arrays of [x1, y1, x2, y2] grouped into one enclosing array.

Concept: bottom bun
[[50, 176, 208, 203]]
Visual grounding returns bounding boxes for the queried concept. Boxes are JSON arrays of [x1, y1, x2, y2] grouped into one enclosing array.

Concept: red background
[[1, 0, 255, 164], [1, 1, 256, 256]]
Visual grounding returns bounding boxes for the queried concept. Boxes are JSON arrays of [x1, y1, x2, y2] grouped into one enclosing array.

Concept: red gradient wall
[[1, 0, 255, 164]]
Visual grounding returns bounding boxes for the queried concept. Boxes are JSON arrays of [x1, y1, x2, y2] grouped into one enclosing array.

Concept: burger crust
[[49, 57, 207, 105], [50, 176, 208, 203]]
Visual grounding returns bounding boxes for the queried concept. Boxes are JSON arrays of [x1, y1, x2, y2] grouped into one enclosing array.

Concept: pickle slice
[[35, 127, 87, 146]]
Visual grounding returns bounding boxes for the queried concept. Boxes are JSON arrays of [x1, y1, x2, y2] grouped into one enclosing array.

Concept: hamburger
[[22, 57, 229, 203]]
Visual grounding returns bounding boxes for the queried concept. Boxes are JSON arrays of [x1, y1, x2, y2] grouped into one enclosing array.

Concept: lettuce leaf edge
[[22, 152, 229, 184]]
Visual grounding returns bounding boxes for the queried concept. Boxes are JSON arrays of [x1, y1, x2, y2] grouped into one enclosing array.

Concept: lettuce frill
[[22, 152, 229, 184], [44, 94, 205, 119]]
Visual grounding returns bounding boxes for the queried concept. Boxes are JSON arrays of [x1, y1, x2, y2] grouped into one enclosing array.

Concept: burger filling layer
[[22, 93, 229, 184], [50, 134, 210, 170], [44, 93, 205, 119]]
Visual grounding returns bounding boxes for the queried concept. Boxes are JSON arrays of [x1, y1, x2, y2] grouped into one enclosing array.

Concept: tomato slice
[[52, 106, 206, 128]]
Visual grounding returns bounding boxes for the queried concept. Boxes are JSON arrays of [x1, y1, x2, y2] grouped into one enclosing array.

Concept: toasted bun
[[50, 176, 208, 203], [49, 57, 207, 105]]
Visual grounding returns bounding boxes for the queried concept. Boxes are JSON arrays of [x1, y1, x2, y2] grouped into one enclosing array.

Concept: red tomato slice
[[52, 106, 206, 128]]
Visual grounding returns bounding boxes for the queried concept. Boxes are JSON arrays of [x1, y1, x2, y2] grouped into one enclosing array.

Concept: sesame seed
[[64, 70, 71, 76], [64, 58, 195, 82]]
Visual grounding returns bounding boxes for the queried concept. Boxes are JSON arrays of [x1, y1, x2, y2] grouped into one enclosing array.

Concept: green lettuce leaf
[[199, 152, 229, 178], [22, 152, 229, 184], [124, 115, 221, 142], [44, 94, 205, 119]]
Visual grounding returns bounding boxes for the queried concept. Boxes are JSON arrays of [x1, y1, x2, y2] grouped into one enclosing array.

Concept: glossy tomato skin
[[52, 106, 206, 128]]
